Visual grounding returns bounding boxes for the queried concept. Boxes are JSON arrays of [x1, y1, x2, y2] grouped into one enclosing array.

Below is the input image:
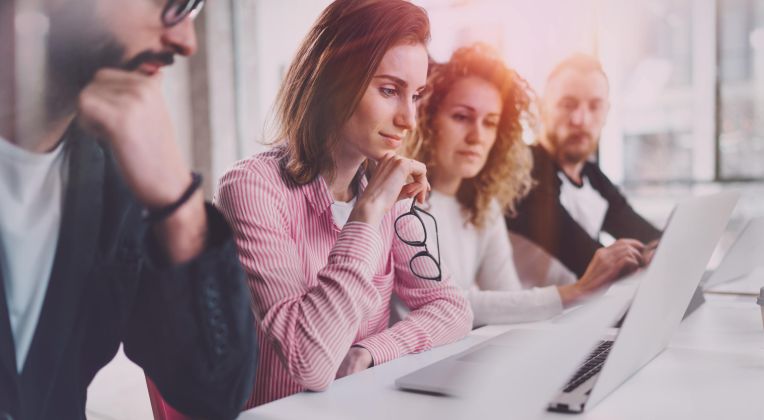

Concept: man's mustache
[[122, 51, 175, 71], [566, 132, 593, 142]]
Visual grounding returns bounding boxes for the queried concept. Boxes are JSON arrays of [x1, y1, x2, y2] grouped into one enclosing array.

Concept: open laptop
[[395, 289, 633, 420], [701, 215, 764, 290], [547, 191, 738, 412], [396, 192, 738, 415]]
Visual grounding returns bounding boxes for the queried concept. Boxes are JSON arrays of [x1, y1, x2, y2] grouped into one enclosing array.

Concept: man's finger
[[78, 92, 122, 136], [625, 247, 644, 265], [614, 238, 646, 251]]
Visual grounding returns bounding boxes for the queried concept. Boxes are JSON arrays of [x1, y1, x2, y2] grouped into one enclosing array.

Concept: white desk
[[240, 294, 764, 420], [705, 267, 764, 296]]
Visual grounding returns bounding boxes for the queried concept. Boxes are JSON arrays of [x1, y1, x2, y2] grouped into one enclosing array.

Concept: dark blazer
[[507, 144, 661, 277], [0, 128, 257, 420]]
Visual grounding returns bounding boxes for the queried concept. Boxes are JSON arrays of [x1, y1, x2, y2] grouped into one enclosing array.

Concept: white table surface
[[705, 268, 764, 295], [240, 294, 764, 420]]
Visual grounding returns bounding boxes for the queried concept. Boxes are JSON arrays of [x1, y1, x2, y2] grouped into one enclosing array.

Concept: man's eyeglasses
[[394, 201, 442, 281], [162, 0, 205, 27]]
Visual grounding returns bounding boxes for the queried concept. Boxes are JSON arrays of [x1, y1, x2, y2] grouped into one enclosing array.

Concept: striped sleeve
[[355, 201, 473, 365], [214, 163, 384, 391]]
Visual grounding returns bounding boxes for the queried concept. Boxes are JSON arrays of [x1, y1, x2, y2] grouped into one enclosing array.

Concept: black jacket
[[507, 144, 661, 277], [0, 129, 257, 420]]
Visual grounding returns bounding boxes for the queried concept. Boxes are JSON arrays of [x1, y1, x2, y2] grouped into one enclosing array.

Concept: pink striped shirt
[[214, 148, 473, 408]]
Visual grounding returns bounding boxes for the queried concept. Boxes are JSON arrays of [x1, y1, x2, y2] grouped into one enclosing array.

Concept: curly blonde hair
[[408, 43, 536, 229]]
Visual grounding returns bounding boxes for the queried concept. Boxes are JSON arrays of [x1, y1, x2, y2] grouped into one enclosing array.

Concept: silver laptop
[[395, 192, 738, 416], [701, 215, 764, 289], [548, 191, 738, 412], [395, 290, 633, 420]]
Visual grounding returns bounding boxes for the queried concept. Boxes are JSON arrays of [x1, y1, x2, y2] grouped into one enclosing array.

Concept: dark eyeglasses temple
[[163, 0, 204, 26], [406, 205, 442, 280]]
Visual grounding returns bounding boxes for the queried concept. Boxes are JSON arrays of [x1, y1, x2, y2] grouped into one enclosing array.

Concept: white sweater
[[427, 191, 563, 327]]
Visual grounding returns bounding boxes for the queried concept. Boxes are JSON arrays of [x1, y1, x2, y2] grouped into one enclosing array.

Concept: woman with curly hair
[[410, 44, 643, 327]]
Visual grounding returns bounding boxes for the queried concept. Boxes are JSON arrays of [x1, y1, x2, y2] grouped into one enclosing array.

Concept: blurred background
[[5, 0, 764, 196], [2, 0, 764, 418]]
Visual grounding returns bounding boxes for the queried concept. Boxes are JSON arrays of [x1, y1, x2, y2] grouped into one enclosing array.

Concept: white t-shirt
[[558, 173, 608, 239], [427, 191, 563, 327], [0, 137, 69, 372], [331, 197, 356, 229]]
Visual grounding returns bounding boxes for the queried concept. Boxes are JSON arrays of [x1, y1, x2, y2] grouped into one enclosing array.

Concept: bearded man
[[507, 54, 661, 279], [0, 1, 257, 418]]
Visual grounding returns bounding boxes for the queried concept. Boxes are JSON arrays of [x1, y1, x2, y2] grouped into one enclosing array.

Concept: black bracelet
[[143, 172, 203, 223]]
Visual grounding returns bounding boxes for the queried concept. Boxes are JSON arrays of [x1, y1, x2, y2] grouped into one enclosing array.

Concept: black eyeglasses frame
[[394, 200, 442, 282], [161, 0, 205, 27]]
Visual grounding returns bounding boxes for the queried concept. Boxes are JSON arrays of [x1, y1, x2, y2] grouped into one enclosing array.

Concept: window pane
[[624, 132, 693, 182], [614, 0, 697, 183], [718, 0, 764, 179]]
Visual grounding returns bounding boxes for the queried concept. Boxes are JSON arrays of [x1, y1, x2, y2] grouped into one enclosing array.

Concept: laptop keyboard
[[562, 340, 614, 393]]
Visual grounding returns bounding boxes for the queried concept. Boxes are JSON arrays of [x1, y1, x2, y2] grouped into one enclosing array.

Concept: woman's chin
[[366, 146, 401, 162], [452, 162, 482, 179]]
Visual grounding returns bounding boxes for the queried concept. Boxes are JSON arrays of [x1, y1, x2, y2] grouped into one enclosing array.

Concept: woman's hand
[[558, 239, 645, 307], [336, 346, 373, 379], [349, 153, 430, 226]]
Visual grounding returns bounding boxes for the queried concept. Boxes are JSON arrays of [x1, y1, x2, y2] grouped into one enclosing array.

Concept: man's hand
[[336, 346, 373, 380], [642, 239, 659, 267], [78, 69, 189, 206], [558, 239, 645, 306], [78, 69, 206, 264]]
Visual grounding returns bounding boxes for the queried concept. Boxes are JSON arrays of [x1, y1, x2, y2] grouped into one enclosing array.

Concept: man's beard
[[45, 4, 125, 121], [44, 4, 175, 122], [548, 131, 598, 165]]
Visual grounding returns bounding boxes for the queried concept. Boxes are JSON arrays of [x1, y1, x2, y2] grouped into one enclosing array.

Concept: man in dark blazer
[[508, 54, 661, 278], [0, 0, 257, 418]]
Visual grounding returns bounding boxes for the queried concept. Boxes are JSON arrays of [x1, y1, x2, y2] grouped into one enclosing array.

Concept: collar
[[532, 143, 595, 188], [302, 166, 368, 215]]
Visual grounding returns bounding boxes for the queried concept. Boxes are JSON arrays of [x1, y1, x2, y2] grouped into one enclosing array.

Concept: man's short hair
[[546, 53, 608, 85]]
